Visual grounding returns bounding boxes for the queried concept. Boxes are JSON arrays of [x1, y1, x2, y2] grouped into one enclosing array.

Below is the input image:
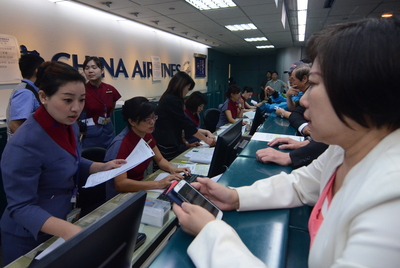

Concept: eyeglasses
[[143, 115, 158, 123]]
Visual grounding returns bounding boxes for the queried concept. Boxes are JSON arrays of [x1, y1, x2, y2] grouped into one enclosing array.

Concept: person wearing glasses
[[104, 97, 190, 200]]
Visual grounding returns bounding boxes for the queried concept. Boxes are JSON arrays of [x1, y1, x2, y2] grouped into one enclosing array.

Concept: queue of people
[[1, 15, 399, 268]]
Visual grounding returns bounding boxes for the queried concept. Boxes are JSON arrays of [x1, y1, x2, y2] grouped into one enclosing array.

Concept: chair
[[77, 147, 107, 217], [203, 108, 221, 133]]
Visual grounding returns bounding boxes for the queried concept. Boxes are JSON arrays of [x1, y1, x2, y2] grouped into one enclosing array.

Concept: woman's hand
[[101, 159, 127, 171], [173, 203, 215, 236], [191, 177, 239, 211], [204, 136, 216, 147], [90, 159, 127, 174], [157, 173, 183, 189], [203, 130, 214, 138], [171, 167, 191, 175]]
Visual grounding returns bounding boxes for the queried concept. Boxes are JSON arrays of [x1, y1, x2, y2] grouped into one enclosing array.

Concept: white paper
[[154, 172, 170, 181], [210, 174, 222, 182], [151, 56, 162, 81], [83, 139, 155, 188], [243, 111, 255, 119], [251, 132, 304, 142], [187, 148, 215, 164], [193, 164, 210, 176], [34, 237, 65, 260], [0, 34, 21, 84], [177, 163, 197, 171]]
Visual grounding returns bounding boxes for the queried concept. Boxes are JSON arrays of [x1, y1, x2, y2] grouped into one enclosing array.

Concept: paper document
[[243, 111, 255, 120], [251, 132, 304, 142], [184, 148, 215, 164], [35, 237, 65, 260], [83, 139, 155, 188]]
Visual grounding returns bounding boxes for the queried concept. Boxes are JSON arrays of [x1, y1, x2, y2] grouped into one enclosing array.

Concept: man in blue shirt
[[6, 54, 44, 140]]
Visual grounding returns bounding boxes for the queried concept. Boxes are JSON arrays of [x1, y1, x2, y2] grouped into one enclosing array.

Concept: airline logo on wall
[[20, 45, 194, 79]]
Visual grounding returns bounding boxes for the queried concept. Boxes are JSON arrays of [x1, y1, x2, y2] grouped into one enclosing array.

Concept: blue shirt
[[6, 79, 40, 140]]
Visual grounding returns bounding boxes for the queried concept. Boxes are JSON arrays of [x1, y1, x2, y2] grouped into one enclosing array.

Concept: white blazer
[[188, 129, 400, 268]]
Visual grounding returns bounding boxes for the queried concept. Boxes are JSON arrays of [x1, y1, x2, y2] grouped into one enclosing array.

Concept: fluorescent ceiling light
[[244, 37, 268, 42], [382, 13, 393, 18], [256, 45, 275, 49], [48, 0, 67, 2], [186, 0, 236, 10], [296, 0, 308, 42], [225, 23, 257, 31], [298, 10, 307, 25], [297, 0, 308, 10]]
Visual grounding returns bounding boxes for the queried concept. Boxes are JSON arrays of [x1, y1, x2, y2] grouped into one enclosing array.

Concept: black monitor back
[[249, 107, 266, 136], [208, 119, 243, 177], [29, 191, 147, 268]]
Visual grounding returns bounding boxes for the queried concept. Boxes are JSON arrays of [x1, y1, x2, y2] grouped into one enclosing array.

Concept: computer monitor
[[29, 191, 147, 268], [208, 119, 244, 177], [249, 107, 266, 136]]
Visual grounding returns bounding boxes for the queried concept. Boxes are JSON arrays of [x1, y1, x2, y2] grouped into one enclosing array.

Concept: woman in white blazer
[[173, 17, 400, 268]]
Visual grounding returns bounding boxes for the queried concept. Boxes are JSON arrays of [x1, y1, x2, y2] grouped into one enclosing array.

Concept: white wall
[[0, 0, 209, 117]]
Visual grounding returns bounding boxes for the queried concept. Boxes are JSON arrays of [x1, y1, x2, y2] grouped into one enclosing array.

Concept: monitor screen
[[208, 119, 243, 177], [29, 191, 146, 268], [249, 107, 266, 136]]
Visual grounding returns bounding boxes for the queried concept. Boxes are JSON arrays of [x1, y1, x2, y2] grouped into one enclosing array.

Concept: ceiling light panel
[[256, 45, 275, 49], [245, 37, 268, 42], [225, 23, 257, 31], [186, 0, 236, 10]]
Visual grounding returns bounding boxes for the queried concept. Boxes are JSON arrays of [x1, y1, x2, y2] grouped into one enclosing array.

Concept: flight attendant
[[0, 61, 125, 265], [81, 56, 121, 148]]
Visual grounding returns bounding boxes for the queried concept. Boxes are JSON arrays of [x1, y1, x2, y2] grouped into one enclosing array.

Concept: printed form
[[83, 139, 155, 188]]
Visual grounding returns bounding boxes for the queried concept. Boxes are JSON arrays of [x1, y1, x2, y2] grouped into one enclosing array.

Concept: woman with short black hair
[[216, 85, 246, 129], [183, 91, 213, 148], [104, 97, 191, 200]]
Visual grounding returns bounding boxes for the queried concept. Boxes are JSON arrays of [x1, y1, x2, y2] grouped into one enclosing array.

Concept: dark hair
[[306, 16, 400, 130], [243, 86, 253, 93], [272, 71, 278, 75], [226, 85, 242, 98], [160, 72, 195, 103], [292, 63, 311, 81], [83, 56, 103, 69], [122, 97, 156, 126], [19, 54, 44, 79], [185, 91, 208, 114], [35, 61, 86, 97]]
